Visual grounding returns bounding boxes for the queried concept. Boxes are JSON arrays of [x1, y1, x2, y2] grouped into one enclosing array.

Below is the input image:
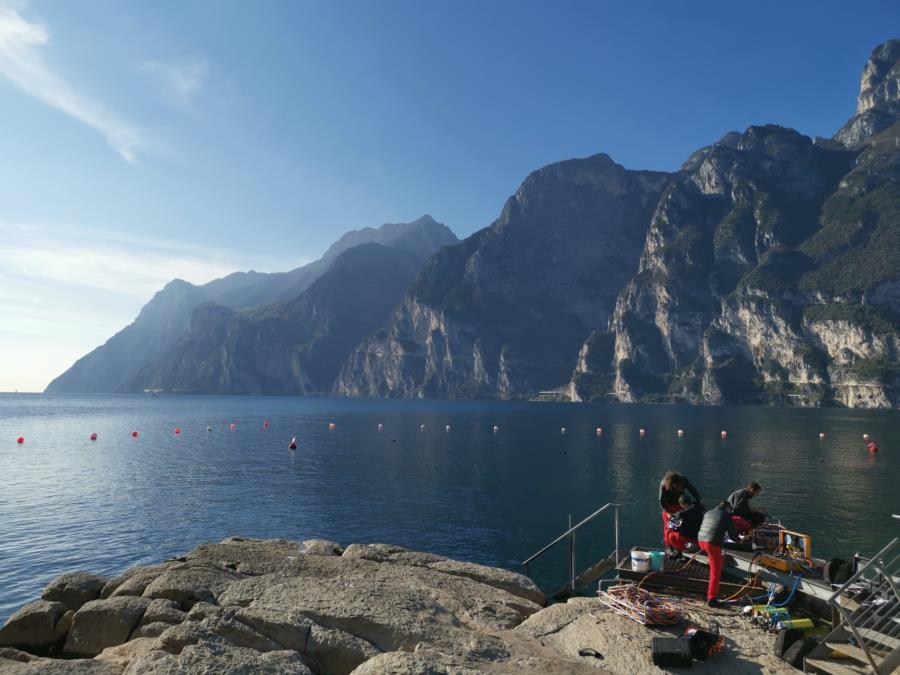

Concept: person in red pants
[[665, 495, 703, 555], [698, 501, 742, 607], [728, 482, 765, 535], [659, 471, 702, 554]]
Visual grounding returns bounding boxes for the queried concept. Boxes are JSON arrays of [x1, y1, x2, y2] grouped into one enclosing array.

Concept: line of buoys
[[131, 431, 138, 438], [90, 432, 97, 441], [229, 423, 237, 430], [288, 437, 297, 450], [16, 436, 24, 444], [174, 427, 181, 435]]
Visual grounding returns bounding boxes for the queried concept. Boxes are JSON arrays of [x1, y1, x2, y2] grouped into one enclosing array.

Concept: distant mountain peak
[[835, 38, 900, 147]]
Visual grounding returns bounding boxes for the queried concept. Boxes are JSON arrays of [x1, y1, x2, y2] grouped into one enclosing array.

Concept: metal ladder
[[521, 502, 621, 599], [805, 533, 900, 675]]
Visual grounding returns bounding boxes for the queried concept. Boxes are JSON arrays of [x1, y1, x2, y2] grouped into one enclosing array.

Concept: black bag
[[774, 627, 803, 658], [687, 629, 720, 660], [825, 559, 852, 585], [782, 637, 817, 668], [651, 636, 693, 667]]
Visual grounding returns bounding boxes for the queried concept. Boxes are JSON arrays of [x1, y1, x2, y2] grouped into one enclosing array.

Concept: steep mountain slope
[[127, 244, 426, 394], [45, 216, 457, 393], [570, 39, 900, 407], [334, 154, 671, 398]]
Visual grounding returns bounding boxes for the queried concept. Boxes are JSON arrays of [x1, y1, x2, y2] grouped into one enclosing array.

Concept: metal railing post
[[569, 514, 575, 591], [614, 505, 620, 564]]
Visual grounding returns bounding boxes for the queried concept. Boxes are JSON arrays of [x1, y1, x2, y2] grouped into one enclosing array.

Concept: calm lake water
[[1, 393, 899, 621]]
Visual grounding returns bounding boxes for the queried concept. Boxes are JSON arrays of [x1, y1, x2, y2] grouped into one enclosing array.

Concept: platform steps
[[804, 537, 900, 675]]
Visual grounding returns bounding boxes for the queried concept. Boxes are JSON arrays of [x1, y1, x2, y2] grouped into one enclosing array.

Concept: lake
[[1, 393, 898, 621]]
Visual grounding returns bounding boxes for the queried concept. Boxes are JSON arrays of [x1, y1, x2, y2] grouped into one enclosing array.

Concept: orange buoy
[[230, 423, 237, 430], [16, 436, 24, 444], [639, 428, 646, 436], [174, 427, 181, 435], [89, 432, 98, 441], [131, 431, 138, 438], [867, 440, 879, 453], [263, 420, 269, 429], [720, 430, 727, 438]]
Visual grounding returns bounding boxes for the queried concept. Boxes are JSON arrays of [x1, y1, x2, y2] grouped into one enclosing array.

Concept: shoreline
[[0, 536, 797, 674]]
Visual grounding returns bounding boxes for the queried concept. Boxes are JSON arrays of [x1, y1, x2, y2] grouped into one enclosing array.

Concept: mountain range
[[47, 39, 900, 408]]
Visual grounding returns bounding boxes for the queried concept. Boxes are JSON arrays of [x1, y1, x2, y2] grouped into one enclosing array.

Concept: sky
[[0, 0, 897, 392]]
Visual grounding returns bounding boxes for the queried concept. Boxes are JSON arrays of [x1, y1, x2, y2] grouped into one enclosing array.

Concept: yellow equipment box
[[756, 530, 812, 573]]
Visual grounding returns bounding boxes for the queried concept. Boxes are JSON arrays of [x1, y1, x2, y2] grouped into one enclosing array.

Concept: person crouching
[[665, 494, 703, 557], [698, 501, 741, 608], [728, 481, 765, 535]]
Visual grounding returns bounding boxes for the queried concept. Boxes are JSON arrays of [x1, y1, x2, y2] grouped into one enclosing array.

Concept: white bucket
[[631, 549, 650, 573]]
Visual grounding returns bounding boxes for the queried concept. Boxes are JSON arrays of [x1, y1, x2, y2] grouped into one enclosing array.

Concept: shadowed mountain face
[[127, 244, 427, 394], [46, 40, 900, 408], [334, 154, 671, 398], [45, 216, 457, 393]]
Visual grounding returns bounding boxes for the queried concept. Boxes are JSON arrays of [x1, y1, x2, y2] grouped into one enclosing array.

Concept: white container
[[631, 549, 650, 573]]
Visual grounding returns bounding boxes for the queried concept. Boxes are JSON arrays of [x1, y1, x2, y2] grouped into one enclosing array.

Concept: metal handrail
[[521, 502, 621, 589]]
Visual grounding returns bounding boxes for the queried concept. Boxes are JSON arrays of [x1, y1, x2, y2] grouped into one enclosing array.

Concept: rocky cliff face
[[835, 39, 900, 147], [46, 217, 457, 393], [127, 244, 427, 395], [334, 154, 670, 398]]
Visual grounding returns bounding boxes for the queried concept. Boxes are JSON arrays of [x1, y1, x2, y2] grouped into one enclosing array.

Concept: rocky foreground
[[0, 538, 795, 673]]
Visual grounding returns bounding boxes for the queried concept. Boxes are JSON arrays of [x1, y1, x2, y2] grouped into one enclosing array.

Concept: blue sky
[[1, 0, 897, 391]]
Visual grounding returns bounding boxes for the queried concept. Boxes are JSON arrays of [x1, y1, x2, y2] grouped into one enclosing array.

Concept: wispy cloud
[[140, 58, 208, 107], [0, 7, 147, 163], [0, 220, 279, 299]]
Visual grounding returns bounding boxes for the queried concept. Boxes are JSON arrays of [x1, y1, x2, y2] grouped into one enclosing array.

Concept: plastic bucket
[[649, 550, 665, 571], [631, 549, 650, 572]]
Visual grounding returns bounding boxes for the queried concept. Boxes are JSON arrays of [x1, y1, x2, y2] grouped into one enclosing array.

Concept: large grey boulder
[[0, 599, 69, 652], [63, 596, 151, 657], [94, 637, 157, 668], [299, 539, 343, 556], [187, 538, 307, 576], [138, 598, 186, 627], [101, 564, 171, 599], [141, 562, 241, 608], [129, 622, 172, 639], [41, 572, 107, 611], [123, 642, 313, 674]]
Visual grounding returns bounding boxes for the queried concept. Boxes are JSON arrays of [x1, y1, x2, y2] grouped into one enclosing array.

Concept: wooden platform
[[616, 549, 763, 598]]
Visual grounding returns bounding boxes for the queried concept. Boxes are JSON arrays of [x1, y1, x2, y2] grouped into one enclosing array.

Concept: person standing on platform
[[698, 501, 741, 608]]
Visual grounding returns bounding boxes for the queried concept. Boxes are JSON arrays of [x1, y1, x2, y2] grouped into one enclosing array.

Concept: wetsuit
[[698, 506, 741, 600]]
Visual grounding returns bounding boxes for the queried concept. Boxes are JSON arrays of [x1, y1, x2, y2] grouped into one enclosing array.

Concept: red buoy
[[131, 431, 138, 438], [229, 423, 236, 430], [16, 436, 24, 444], [328, 422, 336, 430], [263, 420, 269, 429], [90, 432, 97, 441], [867, 441, 879, 453], [174, 427, 181, 435]]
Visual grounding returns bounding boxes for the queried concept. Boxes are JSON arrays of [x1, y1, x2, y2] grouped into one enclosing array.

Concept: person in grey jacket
[[698, 501, 742, 607]]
